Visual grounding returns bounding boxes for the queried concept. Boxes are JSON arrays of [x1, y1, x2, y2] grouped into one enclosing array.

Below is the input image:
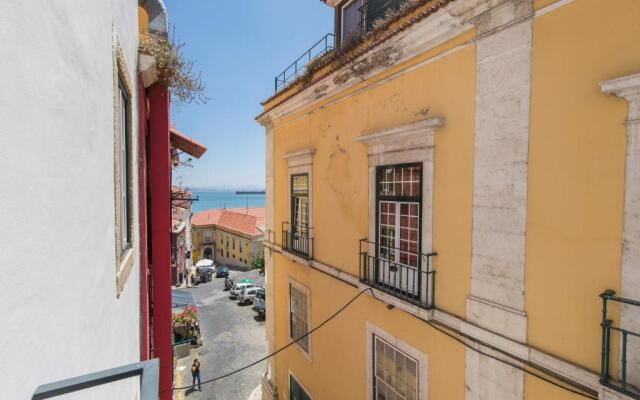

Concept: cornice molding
[[600, 72, 640, 102], [258, 0, 476, 126], [282, 148, 315, 167], [601, 72, 640, 121], [357, 117, 445, 154]]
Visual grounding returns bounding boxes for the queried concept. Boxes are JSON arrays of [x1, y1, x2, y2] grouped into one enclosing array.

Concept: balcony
[[359, 239, 436, 309], [274, 34, 335, 93], [31, 359, 159, 400], [282, 222, 313, 260], [358, 0, 409, 32], [600, 290, 640, 399]]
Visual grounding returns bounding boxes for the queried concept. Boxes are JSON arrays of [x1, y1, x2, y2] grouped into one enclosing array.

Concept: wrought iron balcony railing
[[282, 222, 313, 259], [32, 358, 159, 400], [359, 239, 436, 309], [357, 0, 409, 32], [274, 34, 335, 93], [600, 290, 640, 398]]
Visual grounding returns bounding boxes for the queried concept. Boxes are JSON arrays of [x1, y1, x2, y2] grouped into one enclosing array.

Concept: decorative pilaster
[[467, 0, 533, 399], [600, 72, 640, 391], [260, 118, 278, 400]]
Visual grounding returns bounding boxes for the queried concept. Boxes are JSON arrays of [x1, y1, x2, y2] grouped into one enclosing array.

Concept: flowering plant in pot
[[173, 305, 199, 340]]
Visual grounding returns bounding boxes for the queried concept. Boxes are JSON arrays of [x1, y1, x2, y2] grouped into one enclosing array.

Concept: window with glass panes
[[341, 0, 363, 44], [289, 283, 309, 352], [373, 336, 418, 400], [376, 164, 421, 295], [291, 174, 309, 237], [289, 374, 311, 400], [118, 80, 131, 252]]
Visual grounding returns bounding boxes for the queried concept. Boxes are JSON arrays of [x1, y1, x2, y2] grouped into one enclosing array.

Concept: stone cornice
[[257, 0, 476, 127], [600, 73, 640, 102], [601, 72, 640, 121], [256, 0, 544, 129], [357, 117, 445, 154], [282, 148, 315, 167], [138, 54, 158, 88]]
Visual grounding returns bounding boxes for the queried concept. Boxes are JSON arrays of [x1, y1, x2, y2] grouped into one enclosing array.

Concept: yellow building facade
[[258, 1, 640, 399], [192, 207, 265, 269]]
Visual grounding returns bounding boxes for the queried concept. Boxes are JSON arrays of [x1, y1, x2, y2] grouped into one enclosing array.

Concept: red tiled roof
[[192, 207, 265, 237], [171, 186, 192, 209]]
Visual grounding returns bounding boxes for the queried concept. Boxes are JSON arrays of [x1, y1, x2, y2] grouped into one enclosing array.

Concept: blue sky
[[165, 0, 334, 189]]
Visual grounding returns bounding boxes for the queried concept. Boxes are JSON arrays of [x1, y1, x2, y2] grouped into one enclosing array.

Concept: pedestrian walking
[[191, 359, 201, 391]]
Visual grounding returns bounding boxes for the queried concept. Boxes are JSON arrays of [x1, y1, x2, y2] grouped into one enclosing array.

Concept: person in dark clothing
[[191, 359, 201, 391]]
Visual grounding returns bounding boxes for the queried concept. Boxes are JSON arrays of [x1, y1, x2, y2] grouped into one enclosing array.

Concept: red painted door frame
[[148, 83, 173, 400]]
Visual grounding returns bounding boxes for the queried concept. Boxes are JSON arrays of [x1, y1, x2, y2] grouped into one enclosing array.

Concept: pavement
[[174, 268, 266, 400]]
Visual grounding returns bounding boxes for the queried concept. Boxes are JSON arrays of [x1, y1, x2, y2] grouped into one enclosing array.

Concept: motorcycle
[[224, 277, 234, 291]]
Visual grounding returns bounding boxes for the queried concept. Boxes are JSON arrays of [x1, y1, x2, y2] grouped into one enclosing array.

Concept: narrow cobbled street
[[175, 269, 266, 400]]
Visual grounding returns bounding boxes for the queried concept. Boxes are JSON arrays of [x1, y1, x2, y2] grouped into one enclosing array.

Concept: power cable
[[172, 287, 374, 391], [179, 240, 599, 398], [422, 320, 598, 400]]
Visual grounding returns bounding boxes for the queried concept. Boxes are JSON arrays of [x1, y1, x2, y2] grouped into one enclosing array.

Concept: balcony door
[[291, 174, 309, 254], [376, 164, 421, 296]]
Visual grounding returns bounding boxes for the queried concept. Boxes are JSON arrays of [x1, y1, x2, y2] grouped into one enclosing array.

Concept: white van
[[230, 282, 254, 299]]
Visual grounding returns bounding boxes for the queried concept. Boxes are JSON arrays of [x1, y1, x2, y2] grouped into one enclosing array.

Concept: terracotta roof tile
[[192, 207, 265, 237]]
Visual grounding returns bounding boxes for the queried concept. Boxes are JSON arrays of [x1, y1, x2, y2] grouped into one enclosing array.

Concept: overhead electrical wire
[[172, 240, 599, 398], [172, 287, 375, 391], [422, 320, 598, 400]]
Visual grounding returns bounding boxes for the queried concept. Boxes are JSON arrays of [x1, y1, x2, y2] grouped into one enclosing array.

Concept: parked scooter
[[224, 277, 234, 291]]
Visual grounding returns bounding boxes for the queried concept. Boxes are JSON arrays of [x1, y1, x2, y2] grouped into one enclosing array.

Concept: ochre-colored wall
[[273, 31, 476, 318], [270, 29, 476, 399], [526, 0, 640, 375], [267, 0, 640, 398], [272, 257, 466, 400], [213, 228, 258, 266], [138, 6, 149, 35]]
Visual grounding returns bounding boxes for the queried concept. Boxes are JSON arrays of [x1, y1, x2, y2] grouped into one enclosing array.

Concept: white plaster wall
[[0, 1, 142, 398]]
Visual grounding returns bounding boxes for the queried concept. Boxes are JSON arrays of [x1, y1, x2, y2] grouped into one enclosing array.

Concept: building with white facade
[[0, 1, 176, 399]]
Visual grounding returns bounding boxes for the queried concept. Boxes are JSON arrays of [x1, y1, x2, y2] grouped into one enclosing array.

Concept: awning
[[195, 259, 214, 267], [170, 128, 207, 159], [172, 289, 196, 309]]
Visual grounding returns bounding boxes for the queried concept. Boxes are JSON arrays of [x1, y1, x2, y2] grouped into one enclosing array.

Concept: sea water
[[190, 189, 265, 212]]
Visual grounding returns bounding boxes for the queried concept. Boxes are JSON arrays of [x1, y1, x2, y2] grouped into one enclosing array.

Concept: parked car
[[253, 288, 265, 316], [196, 267, 212, 283], [230, 282, 254, 299], [238, 287, 262, 305], [216, 266, 229, 278]]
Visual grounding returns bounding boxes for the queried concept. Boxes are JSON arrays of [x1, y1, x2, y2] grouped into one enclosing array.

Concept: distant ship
[[235, 190, 266, 195]]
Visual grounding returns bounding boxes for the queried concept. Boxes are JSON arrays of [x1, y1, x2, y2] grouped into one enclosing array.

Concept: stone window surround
[[600, 71, 640, 391], [113, 31, 135, 298], [288, 277, 313, 362], [282, 148, 315, 259], [365, 321, 428, 400], [288, 370, 313, 400], [357, 116, 445, 307]]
